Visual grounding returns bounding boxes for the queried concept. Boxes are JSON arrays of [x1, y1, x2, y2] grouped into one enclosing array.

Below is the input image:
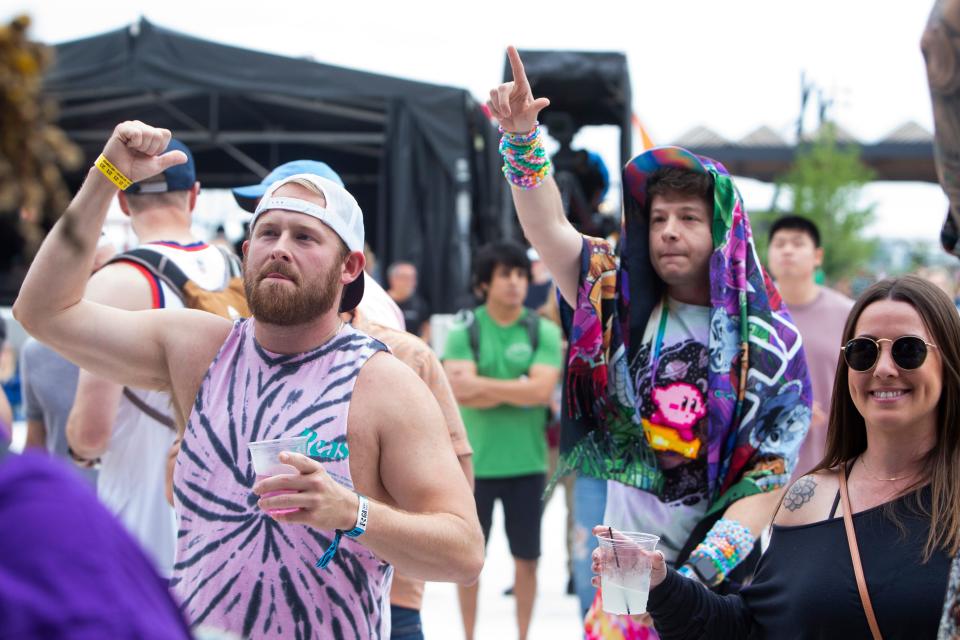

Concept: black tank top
[[742, 485, 951, 638]]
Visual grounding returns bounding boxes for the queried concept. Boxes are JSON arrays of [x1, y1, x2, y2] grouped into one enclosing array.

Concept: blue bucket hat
[[232, 160, 344, 212]]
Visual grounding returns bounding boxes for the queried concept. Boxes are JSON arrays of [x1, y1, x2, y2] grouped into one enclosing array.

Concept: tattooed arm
[[923, 0, 960, 224]]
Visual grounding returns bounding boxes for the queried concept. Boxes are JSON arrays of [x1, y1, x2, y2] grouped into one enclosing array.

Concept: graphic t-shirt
[[603, 298, 712, 562], [444, 306, 562, 478]]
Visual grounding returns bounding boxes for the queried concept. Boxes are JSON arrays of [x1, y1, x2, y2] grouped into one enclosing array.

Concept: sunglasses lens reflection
[[891, 336, 927, 370], [845, 339, 878, 371], [844, 337, 928, 371]]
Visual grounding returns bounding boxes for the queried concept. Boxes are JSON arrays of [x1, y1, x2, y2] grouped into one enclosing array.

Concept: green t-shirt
[[443, 306, 563, 478]]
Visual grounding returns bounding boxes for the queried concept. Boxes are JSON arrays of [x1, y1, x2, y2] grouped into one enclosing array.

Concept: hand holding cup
[[591, 525, 665, 616]]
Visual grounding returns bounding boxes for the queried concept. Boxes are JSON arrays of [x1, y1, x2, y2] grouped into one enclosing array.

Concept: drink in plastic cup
[[595, 529, 660, 615], [248, 435, 310, 515]]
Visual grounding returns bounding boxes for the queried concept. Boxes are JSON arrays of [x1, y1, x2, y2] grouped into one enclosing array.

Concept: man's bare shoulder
[[352, 350, 439, 423], [85, 261, 154, 310], [162, 309, 235, 418], [355, 349, 424, 393], [773, 469, 840, 528]]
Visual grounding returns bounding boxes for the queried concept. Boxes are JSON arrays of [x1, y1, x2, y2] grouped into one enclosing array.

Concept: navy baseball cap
[[232, 160, 344, 212], [125, 138, 196, 194]]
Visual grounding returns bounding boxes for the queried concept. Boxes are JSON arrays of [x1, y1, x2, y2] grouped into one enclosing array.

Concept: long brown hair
[[810, 275, 960, 559]]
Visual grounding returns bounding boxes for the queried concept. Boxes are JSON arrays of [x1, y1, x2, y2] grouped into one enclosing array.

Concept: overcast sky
[[8, 0, 950, 241]]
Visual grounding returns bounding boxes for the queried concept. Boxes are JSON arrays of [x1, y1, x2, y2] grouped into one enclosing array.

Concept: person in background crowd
[[18, 234, 117, 483], [525, 247, 554, 310], [537, 284, 576, 597], [766, 215, 854, 479], [388, 261, 431, 338], [445, 240, 563, 640], [346, 286, 474, 640]]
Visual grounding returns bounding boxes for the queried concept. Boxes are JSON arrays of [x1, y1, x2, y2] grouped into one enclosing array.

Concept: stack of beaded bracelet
[[499, 123, 552, 190], [678, 518, 756, 586]]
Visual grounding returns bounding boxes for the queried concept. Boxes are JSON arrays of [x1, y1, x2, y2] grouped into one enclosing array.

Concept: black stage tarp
[[43, 19, 509, 312]]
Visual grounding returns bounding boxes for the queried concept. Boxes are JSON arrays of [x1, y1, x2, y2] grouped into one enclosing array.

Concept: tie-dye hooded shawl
[[558, 146, 812, 514]]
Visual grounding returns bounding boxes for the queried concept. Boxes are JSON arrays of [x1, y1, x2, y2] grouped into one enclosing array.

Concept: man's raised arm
[[487, 47, 584, 306], [13, 122, 221, 395]]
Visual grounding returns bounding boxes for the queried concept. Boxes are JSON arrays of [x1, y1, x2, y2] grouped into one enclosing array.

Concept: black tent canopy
[[44, 19, 508, 312]]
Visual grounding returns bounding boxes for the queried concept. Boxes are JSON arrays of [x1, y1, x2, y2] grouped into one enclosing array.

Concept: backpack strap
[[109, 247, 189, 301], [459, 308, 541, 374], [215, 245, 243, 280], [122, 388, 177, 432], [522, 310, 540, 356], [467, 312, 481, 361], [108, 248, 188, 431]]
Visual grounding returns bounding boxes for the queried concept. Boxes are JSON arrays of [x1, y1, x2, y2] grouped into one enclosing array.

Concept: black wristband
[[68, 446, 101, 468]]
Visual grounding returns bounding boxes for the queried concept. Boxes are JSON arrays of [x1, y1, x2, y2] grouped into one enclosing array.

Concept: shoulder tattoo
[[784, 477, 817, 512]]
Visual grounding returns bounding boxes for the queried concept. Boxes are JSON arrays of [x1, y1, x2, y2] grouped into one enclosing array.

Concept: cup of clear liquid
[[248, 435, 310, 515], [595, 529, 660, 615]]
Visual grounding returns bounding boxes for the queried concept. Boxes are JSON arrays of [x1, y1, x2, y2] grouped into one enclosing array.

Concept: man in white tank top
[[65, 139, 234, 577]]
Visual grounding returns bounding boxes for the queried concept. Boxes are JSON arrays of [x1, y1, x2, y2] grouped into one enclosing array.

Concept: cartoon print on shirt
[[651, 382, 707, 441], [631, 338, 710, 466], [748, 379, 810, 471]]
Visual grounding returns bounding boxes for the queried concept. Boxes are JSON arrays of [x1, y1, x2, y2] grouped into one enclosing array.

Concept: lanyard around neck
[[650, 297, 670, 384]]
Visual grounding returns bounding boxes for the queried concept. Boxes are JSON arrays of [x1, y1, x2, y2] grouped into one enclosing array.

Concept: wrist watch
[[686, 555, 722, 587]]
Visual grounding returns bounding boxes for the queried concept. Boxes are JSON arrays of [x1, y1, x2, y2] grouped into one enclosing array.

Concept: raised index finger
[[507, 45, 528, 88]]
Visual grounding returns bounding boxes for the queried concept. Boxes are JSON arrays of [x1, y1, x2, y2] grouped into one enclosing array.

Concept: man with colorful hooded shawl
[[487, 47, 812, 638]]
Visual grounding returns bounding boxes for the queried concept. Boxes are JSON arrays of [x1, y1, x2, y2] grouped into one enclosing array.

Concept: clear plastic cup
[[595, 529, 660, 615], [248, 435, 309, 515]]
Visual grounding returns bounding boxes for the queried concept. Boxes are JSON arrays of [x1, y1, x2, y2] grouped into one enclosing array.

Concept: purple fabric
[[0, 451, 191, 639]]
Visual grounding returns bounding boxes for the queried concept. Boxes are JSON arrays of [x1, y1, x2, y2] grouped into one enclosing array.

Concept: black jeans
[[390, 605, 423, 640]]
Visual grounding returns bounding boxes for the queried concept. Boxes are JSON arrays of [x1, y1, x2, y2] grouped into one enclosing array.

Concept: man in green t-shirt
[[444, 241, 562, 640]]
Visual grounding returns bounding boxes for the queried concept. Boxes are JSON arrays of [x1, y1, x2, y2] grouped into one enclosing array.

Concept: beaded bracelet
[[499, 123, 552, 190], [683, 518, 756, 586]]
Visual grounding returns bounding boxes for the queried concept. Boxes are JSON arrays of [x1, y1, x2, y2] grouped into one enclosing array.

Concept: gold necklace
[[859, 454, 912, 482]]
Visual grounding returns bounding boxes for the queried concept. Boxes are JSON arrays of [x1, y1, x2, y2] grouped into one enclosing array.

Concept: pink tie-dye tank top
[[171, 319, 393, 639]]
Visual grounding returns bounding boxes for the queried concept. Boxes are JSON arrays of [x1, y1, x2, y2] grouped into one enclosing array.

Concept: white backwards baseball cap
[[251, 173, 365, 311]]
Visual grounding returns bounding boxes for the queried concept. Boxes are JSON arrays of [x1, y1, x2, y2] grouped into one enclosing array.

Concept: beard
[[243, 257, 342, 326]]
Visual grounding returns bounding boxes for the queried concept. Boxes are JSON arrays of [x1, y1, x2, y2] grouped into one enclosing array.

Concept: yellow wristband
[[94, 154, 133, 191]]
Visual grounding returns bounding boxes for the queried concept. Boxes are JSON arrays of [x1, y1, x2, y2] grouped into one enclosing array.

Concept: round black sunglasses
[[840, 335, 938, 372]]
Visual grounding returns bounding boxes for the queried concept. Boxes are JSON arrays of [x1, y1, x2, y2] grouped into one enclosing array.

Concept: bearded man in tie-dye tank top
[[14, 121, 484, 640]]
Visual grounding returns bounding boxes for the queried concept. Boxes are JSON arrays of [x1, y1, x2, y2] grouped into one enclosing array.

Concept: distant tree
[[0, 15, 81, 303], [753, 124, 876, 283]]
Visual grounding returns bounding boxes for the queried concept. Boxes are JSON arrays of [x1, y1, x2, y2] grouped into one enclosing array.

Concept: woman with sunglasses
[[594, 275, 958, 638]]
